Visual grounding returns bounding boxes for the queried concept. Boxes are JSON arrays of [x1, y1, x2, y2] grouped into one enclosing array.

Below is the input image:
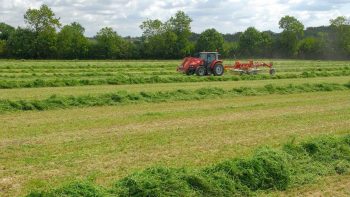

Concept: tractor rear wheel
[[195, 66, 206, 76], [213, 64, 224, 76]]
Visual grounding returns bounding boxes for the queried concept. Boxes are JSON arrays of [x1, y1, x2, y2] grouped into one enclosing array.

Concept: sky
[[1, 0, 350, 37]]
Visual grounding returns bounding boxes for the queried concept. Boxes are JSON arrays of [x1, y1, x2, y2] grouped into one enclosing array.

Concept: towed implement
[[177, 51, 275, 76], [225, 60, 275, 75]]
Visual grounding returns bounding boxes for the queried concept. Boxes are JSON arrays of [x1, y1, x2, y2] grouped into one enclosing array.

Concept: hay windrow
[[27, 134, 350, 196], [1, 70, 350, 89], [1, 82, 349, 112]]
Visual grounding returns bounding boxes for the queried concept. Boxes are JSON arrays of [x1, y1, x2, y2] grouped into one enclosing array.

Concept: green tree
[[140, 19, 164, 38], [260, 32, 273, 57], [195, 28, 224, 52], [279, 16, 304, 36], [238, 27, 273, 58], [24, 4, 61, 58], [57, 22, 89, 59], [141, 32, 177, 59], [297, 37, 323, 59], [222, 42, 238, 58], [239, 27, 261, 57], [330, 16, 349, 28], [95, 27, 123, 59], [0, 23, 15, 40], [0, 40, 6, 57], [278, 15, 304, 57], [24, 4, 61, 32], [140, 19, 166, 58], [0, 23, 15, 57], [330, 16, 350, 57], [118, 39, 138, 59], [140, 11, 192, 58], [166, 11, 192, 57], [6, 27, 36, 58], [36, 28, 58, 58]]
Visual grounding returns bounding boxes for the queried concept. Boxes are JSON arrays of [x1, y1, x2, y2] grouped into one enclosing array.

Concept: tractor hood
[[177, 57, 203, 73]]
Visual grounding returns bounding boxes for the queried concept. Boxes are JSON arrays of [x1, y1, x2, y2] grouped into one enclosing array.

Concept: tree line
[[0, 4, 349, 60]]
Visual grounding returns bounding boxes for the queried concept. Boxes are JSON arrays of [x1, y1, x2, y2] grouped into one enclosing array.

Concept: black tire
[[186, 68, 195, 75], [250, 70, 258, 75], [213, 64, 224, 76], [195, 66, 206, 76], [269, 68, 276, 75]]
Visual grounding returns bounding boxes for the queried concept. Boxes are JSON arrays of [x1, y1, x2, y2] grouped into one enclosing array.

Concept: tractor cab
[[198, 52, 220, 75]]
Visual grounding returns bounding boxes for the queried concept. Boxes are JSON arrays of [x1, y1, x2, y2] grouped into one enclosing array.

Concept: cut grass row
[[0, 71, 176, 78], [0, 60, 179, 69], [1, 65, 348, 73], [1, 70, 350, 89], [1, 76, 348, 100], [1, 66, 349, 79], [0, 59, 348, 69], [1, 65, 345, 75], [0, 67, 175, 74], [27, 134, 350, 196], [1, 82, 349, 112], [1, 91, 349, 196]]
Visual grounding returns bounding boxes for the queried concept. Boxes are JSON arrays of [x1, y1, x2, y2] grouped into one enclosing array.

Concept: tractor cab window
[[199, 53, 207, 60], [207, 53, 216, 63]]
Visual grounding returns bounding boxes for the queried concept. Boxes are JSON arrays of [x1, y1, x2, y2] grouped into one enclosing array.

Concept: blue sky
[[1, 0, 349, 37]]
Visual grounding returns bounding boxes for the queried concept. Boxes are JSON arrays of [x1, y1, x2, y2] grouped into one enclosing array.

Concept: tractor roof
[[200, 52, 218, 53]]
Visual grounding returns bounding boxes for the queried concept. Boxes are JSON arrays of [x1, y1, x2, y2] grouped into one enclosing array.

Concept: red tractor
[[177, 52, 275, 76], [177, 52, 225, 76]]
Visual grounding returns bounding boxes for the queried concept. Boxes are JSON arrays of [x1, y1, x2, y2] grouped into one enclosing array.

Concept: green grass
[[0, 59, 350, 196]]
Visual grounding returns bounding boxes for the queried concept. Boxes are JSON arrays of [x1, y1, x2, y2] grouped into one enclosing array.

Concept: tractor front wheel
[[213, 64, 224, 76], [195, 66, 206, 76], [186, 68, 195, 75]]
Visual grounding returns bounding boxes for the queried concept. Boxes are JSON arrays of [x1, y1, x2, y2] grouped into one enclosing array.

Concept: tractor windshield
[[208, 53, 216, 62], [199, 53, 207, 60]]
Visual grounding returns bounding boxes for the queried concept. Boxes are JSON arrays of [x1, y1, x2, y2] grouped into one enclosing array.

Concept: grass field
[[0, 59, 349, 196]]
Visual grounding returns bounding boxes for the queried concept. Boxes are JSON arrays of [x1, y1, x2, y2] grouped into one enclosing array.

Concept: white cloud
[[0, 0, 349, 37]]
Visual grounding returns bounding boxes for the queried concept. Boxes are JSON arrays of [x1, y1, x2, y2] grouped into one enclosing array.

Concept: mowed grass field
[[0, 59, 350, 196]]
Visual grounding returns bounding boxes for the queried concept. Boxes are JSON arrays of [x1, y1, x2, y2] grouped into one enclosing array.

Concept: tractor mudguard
[[210, 60, 223, 68]]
